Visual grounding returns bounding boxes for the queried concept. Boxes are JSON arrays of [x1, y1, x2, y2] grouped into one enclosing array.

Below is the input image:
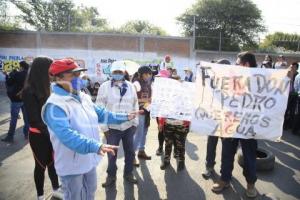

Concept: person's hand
[[98, 144, 119, 156], [127, 110, 143, 120]]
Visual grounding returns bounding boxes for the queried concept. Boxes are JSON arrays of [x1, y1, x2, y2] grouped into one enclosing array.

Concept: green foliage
[[177, 0, 265, 51], [260, 32, 300, 52], [11, 0, 108, 32], [118, 20, 167, 36]]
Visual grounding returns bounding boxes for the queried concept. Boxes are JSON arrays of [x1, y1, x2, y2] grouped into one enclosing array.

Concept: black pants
[[221, 138, 257, 184], [292, 97, 300, 134], [205, 136, 219, 168], [284, 94, 297, 129], [29, 132, 59, 196]]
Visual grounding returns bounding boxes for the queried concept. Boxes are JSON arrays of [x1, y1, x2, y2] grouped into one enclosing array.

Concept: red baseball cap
[[49, 59, 87, 76]]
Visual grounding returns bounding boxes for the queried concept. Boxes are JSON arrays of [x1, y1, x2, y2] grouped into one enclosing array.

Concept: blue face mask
[[111, 74, 124, 81], [71, 77, 87, 91]]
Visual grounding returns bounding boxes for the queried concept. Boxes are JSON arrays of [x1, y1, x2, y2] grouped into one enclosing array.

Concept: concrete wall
[[0, 31, 192, 57]]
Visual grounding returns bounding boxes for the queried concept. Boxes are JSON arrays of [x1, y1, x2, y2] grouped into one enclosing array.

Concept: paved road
[[0, 93, 299, 200]]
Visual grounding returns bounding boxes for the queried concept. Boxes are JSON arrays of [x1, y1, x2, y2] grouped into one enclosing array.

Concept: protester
[[261, 60, 273, 68], [202, 59, 231, 178], [154, 69, 171, 156], [42, 58, 136, 200], [22, 57, 63, 200], [283, 62, 299, 130], [159, 75, 190, 171], [133, 66, 153, 164], [262, 54, 273, 67], [79, 73, 92, 95], [184, 67, 194, 82], [161, 55, 174, 70], [274, 55, 288, 69], [1, 61, 29, 143], [96, 60, 139, 187], [212, 52, 258, 198], [292, 62, 300, 134]]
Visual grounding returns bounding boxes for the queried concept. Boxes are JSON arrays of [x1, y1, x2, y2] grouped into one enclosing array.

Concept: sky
[[71, 0, 300, 37], [9, 0, 300, 37]]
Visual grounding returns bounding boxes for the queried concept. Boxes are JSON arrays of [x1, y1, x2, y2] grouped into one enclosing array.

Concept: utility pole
[[193, 15, 196, 50], [219, 31, 222, 53], [68, 14, 71, 32]]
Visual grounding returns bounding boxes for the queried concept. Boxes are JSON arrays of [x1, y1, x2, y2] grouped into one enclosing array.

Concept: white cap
[[183, 67, 192, 72], [110, 61, 126, 73]]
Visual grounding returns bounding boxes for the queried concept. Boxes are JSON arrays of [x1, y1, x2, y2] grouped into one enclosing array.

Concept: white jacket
[[96, 80, 139, 132]]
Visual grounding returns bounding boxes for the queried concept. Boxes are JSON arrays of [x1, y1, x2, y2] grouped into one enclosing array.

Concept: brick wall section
[[0, 31, 191, 57], [40, 33, 89, 49], [91, 35, 139, 51], [0, 32, 37, 48], [144, 37, 190, 57]]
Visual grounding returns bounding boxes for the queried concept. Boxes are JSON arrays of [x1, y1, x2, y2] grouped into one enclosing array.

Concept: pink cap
[[156, 69, 170, 78]]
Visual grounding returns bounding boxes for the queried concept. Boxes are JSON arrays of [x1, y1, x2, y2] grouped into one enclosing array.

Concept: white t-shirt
[[133, 81, 141, 92]]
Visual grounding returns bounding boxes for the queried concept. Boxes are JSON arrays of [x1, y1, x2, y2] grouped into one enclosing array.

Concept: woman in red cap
[[41, 58, 138, 200]]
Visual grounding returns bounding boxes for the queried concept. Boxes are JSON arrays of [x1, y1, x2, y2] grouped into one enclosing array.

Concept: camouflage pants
[[163, 124, 189, 163]]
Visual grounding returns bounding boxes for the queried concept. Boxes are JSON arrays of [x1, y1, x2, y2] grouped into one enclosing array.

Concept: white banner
[[191, 61, 290, 140], [150, 77, 195, 121]]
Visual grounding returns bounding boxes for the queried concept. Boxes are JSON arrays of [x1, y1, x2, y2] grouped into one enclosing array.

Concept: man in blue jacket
[[42, 59, 138, 200]]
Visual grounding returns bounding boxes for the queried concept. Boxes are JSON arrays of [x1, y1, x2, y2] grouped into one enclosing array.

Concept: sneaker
[[246, 184, 257, 198], [133, 158, 140, 167], [160, 161, 170, 170], [124, 174, 138, 184], [138, 150, 151, 160], [52, 187, 63, 199], [212, 180, 230, 193], [37, 195, 45, 200], [202, 167, 214, 178], [177, 161, 185, 171], [156, 147, 163, 156], [102, 176, 116, 188], [1, 136, 13, 143]]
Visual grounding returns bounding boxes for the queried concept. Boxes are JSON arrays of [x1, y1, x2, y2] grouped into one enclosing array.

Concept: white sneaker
[[37, 195, 45, 200], [52, 187, 64, 199]]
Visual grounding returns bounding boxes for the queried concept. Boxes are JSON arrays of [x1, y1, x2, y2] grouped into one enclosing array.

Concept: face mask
[[111, 74, 124, 81], [71, 77, 86, 91]]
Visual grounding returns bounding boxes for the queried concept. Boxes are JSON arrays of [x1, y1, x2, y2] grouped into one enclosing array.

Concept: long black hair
[[24, 57, 53, 104]]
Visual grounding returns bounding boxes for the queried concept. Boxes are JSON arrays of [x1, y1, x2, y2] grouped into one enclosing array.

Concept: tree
[[260, 32, 300, 52], [177, 0, 265, 51], [0, 0, 22, 31], [11, 0, 108, 32], [119, 20, 167, 36]]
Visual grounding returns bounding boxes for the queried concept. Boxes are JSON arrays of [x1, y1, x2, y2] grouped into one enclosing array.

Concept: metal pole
[[68, 14, 71, 32], [219, 31, 222, 52], [193, 15, 196, 50]]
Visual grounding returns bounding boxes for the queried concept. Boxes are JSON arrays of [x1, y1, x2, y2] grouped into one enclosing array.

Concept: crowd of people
[[0, 52, 298, 200]]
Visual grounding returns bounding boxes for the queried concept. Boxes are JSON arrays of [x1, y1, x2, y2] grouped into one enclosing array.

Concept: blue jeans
[[60, 167, 97, 200], [205, 136, 219, 168], [106, 126, 135, 177], [133, 115, 148, 151], [221, 138, 257, 184], [7, 102, 29, 139]]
